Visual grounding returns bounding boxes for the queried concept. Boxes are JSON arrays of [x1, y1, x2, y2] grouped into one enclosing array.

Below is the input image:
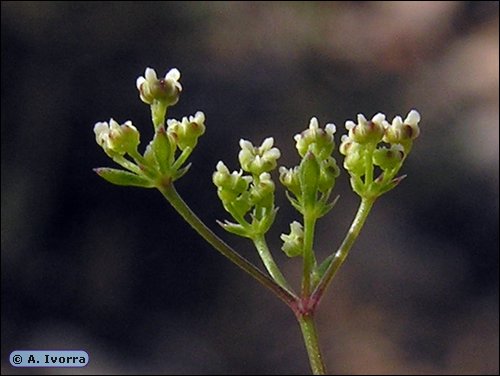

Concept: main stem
[[157, 182, 297, 307], [298, 313, 326, 375]]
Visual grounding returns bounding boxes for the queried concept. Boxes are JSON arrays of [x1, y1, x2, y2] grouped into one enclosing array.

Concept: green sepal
[[94, 167, 154, 188], [217, 220, 251, 238]]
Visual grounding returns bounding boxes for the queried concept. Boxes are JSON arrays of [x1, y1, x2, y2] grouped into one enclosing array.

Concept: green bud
[[94, 167, 154, 188], [167, 111, 206, 151], [345, 113, 385, 144], [318, 156, 340, 193], [238, 137, 281, 175], [373, 144, 404, 170], [279, 166, 301, 198], [136, 67, 182, 106], [250, 172, 275, 208], [294, 117, 336, 160], [339, 135, 365, 176], [280, 221, 304, 257]]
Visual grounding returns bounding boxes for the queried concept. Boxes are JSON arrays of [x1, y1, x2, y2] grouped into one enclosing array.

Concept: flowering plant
[[94, 67, 420, 374]]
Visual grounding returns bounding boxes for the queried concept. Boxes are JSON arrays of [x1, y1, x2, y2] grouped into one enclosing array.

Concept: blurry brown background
[[1, 1, 498, 374]]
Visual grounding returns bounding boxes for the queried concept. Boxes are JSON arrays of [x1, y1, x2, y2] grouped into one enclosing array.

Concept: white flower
[[94, 119, 140, 156], [345, 112, 386, 144], [383, 109, 421, 144], [166, 111, 206, 150], [136, 67, 182, 105], [238, 137, 281, 175], [294, 117, 336, 159]]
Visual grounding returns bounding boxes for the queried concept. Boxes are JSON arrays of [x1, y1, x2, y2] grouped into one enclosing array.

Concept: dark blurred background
[[1, 1, 498, 374]]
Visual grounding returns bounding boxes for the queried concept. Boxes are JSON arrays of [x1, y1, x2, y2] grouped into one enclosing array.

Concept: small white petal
[[393, 116, 404, 127], [405, 109, 421, 125], [309, 117, 319, 129], [261, 137, 274, 150], [340, 134, 350, 143], [136, 76, 146, 90], [325, 123, 336, 135], [293, 134, 301, 142], [216, 161, 229, 173], [109, 118, 120, 128], [266, 148, 281, 160], [145, 67, 157, 81], [372, 113, 386, 124], [165, 68, 181, 81], [345, 120, 356, 130], [239, 139, 254, 150], [94, 121, 109, 134], [193, 111, 205, 123], [357, 114, 368, 124]]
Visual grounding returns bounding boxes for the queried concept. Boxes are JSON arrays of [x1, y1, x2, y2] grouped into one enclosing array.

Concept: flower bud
[[279, 166, 301, 198], [318, 156, 340, 193], [250, 172, 275, 208], [281, 221, 304, 257], [373, 144, 405, 170]]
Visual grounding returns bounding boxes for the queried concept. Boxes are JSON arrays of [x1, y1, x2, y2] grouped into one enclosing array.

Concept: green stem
[[157, 182, 298, 306], [151, 100, 168, 129], [311, 197, 375, 306], [302, 213, 317, 296], [298, 314, 326, 375], [252, 235, 294, 295]]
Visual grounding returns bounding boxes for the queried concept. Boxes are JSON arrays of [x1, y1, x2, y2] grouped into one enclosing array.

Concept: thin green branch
[[252, 235, 294, 295], [157, 182, 298, 306], [301, 213, 317, 296], [311, 197, 375, 307]]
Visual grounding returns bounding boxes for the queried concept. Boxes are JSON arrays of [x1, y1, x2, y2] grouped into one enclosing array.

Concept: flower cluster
[[94, 68, 205, 188], [339, 110, 421, 197], [279, 117, 340, 257], [213, 138, 280, 238], [280, 118, 340, 217]]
